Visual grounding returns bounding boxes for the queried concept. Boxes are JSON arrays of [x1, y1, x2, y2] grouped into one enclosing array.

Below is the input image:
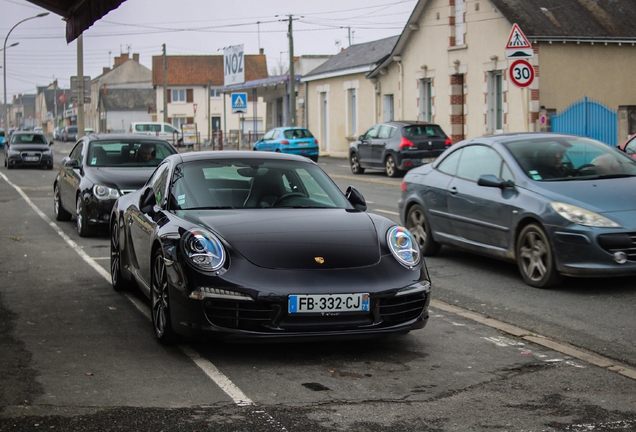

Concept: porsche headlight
[[183, 228, 226, 271], [93, 184, 121, 201], [387, 226, 421, 268], [550, 201, 621, 228]]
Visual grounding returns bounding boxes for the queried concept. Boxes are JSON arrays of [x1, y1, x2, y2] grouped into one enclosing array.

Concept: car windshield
[[11, 134, 48, 144], [504, 136, 636, 181], [169, 158, 351, 210], [87, 140, 177, 167], [69, 127, 78, 133], [283, 129, 313, 139]]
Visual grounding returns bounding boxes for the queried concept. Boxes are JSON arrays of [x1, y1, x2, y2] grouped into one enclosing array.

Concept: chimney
[[103, 67, 110, 74], [114, 53, 129, 67], [259, 48, 264, 55], [133, 53, 139, 62]]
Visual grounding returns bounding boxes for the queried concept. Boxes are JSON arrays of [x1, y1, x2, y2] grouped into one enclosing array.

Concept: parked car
[[350, 121, 451, 178], [53, 134, 178, 237], [399, 132, 636, 288], [130, 122, 182, 143], [618, 134, 636, 159], [0, 129, 5, 149], [252, 127, 319, 162], [61, 126, 78, 142], [4, 131, 54, 170], [110, 151, 430, 344], [52, 126, 64, 141]]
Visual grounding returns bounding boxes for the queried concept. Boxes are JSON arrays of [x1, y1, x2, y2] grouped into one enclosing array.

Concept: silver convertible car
[[398, 132, 636, 288]]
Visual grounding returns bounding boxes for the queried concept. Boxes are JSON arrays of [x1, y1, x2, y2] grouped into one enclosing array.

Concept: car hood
[[8, 144, 50, 152], [531, 177, 636, 213], [88, 167, 155, 192], [527, 177, 636, 228], [182, 209, 382, 269]]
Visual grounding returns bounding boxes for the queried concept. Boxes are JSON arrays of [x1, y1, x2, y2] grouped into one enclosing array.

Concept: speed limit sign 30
[[509, 59, 534, 88]]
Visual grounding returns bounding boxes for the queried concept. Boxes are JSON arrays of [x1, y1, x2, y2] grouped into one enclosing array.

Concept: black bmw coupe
[[110, 151, 431, 344]]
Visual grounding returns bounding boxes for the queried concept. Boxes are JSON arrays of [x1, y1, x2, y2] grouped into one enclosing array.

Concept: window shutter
[[186, 89, 193, 103], [187, 117, 194, 124], [167, 89, 171, 103]]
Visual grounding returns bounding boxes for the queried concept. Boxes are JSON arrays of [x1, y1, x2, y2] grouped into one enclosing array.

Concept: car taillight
[[399, 137, 414, 149], [445, 137, 452, 146], [401, 181, 407, 192], [281, 140, 290, 145]]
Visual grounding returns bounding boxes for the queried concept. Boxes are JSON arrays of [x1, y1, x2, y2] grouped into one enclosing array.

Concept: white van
[[130, 122, 182, 144]]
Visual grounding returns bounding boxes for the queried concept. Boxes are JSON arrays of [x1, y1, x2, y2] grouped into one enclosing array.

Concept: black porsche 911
[[110, 151, 431, 344]]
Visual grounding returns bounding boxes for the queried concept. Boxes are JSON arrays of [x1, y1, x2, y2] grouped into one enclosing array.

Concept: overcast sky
[[1, 0, 415, 99]]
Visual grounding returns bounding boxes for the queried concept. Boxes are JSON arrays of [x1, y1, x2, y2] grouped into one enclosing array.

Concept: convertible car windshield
[[504, 136, 636, 181], [170, 159, 351, 209]]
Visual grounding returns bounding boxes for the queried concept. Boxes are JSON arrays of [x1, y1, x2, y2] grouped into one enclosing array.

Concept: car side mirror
[[49, 141, 54, 146], [64, 159, 79, 168], [358, 135, 365, 141], [477, 174, 512, 189], [139, 187, 157, 214], [345, 186, 367, 211]]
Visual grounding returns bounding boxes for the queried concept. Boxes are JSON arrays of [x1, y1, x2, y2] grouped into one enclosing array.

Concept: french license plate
[[24, 156, 39, 162], [297, 141, 309, 146], [288, 293, 370, 314], [421, 157, 436, 163]]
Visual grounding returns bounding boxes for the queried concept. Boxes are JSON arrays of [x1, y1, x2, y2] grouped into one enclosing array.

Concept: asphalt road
[[0, 142, 635, 431]]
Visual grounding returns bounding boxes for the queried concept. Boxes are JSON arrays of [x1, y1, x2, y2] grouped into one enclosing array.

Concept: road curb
[[431, 299, 636, 381]]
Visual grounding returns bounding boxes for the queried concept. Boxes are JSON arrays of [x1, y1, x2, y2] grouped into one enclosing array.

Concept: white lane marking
[[180, 345, 254, 407], [0, 172, 111, 282], [1, 173, 260, 409]]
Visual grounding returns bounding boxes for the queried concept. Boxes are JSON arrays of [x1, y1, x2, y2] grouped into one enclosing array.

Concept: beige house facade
[[303, 37, 398, 157], [304, 0, 636, 158]]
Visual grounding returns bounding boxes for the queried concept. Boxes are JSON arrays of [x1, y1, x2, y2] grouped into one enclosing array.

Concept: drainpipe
[[394, 56, 403, 121]]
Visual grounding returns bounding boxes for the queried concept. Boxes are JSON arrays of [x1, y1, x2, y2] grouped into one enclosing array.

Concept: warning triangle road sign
[[505, 23, 533, 59]]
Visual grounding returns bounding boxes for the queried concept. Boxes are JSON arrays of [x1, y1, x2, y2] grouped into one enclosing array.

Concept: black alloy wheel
[[516, 223, 562, 288], [405, 204, 440, 256], [110, 218, 132, 291], [54, 183, 72, 221], [151, 249, 179, 345], [76, 195, 96, 237], [350, 152, 364, 174], [385, 155, 399, 178]]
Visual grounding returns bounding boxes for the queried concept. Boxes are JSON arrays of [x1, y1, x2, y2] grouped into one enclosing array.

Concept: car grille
[[21, 152, 42, 163], [598, 232, 636, 261], [378, 293, 427, 323], [203, 292, 427, 332]]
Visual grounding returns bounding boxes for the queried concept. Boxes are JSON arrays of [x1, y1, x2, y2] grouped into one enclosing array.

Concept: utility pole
[[53, 77, 57, 129], [77, 33, 85, 140], [162, 44, 168, 123], [287, 15, 296, 127]]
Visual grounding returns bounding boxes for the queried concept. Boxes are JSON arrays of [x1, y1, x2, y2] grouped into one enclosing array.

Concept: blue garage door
[[552, 96, 617, 146]]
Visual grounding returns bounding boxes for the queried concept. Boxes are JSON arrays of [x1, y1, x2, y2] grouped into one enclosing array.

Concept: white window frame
[[418, 78, 432, 122], [487, 71, 504, 134], [349, 88, 357, 137], [172, 89, 186, 103]]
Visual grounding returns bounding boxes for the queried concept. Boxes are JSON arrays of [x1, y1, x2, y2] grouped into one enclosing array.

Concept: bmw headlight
[[387, 226, 421, 268], [93, 184, 121, 201], [183, 228, 226, 271], [550, 201, 621, 228]]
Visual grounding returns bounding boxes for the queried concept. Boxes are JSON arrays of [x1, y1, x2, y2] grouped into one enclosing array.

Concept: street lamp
[[3, 12, 49, 130]]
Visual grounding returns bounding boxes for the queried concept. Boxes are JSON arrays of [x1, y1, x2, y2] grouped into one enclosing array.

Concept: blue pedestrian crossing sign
[[231, 93, 248, 114]]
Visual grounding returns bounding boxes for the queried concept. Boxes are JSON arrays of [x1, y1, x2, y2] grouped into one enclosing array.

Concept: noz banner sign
[[231, 93, 248, 114], [224, 45, 245, 87]]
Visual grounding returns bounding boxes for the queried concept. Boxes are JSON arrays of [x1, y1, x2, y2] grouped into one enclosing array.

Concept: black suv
[[349, 121, 450, 177]]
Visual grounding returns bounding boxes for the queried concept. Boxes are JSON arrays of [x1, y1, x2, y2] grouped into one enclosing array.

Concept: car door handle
[[449, 187, 458, 195]]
